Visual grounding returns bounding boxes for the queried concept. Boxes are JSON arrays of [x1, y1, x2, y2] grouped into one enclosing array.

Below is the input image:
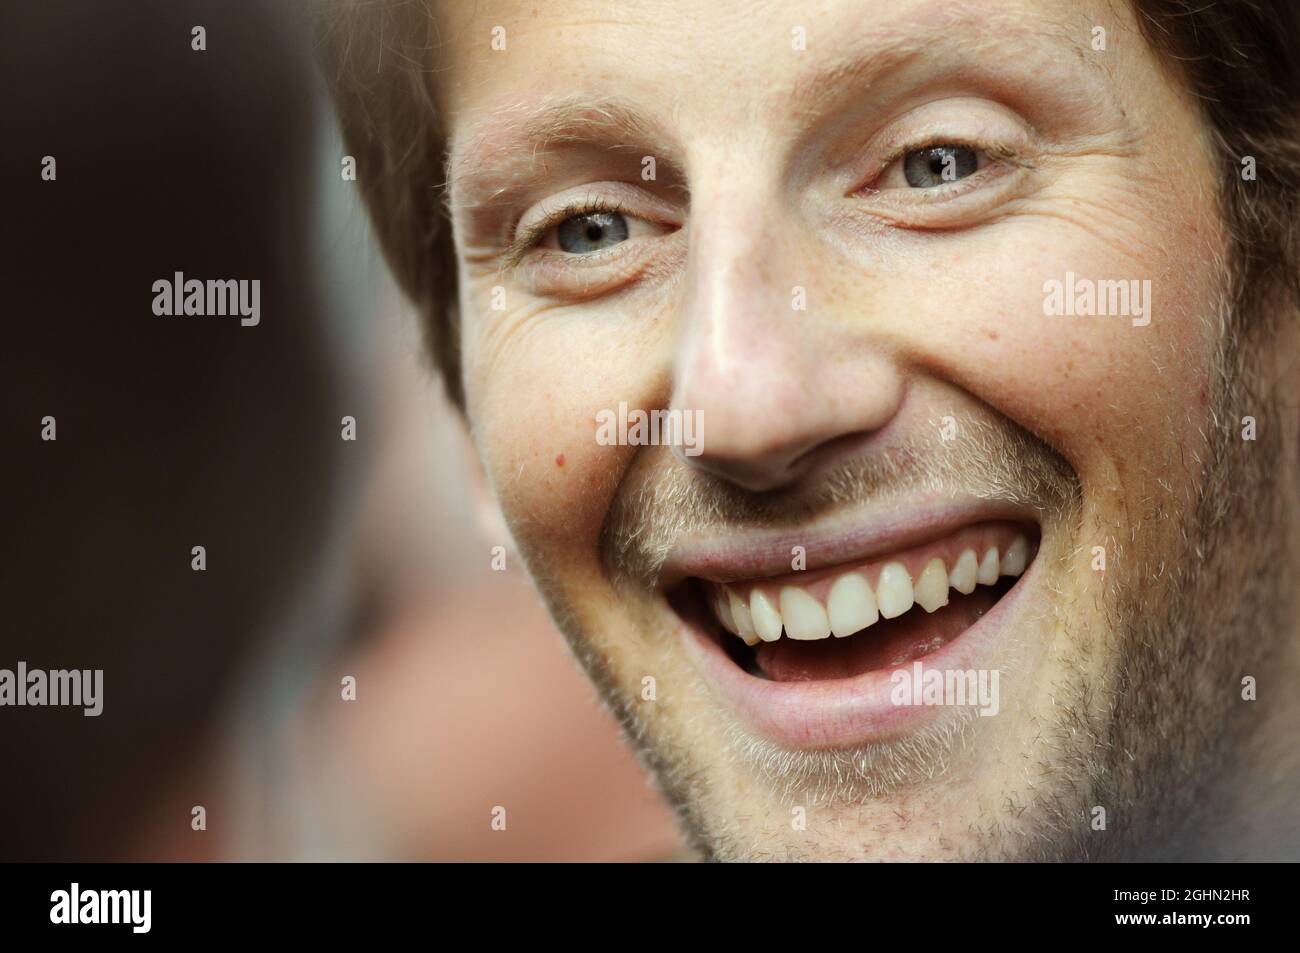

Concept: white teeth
[[711, 535, 1034, 646], [779, 586, 831, 640], [727, 588, 759, 646], [827, 573, 879, 638], [1001, 535, 1029, 577], [749, 588, 784, 642], [875, 562, 915, 619], [949, 548, 978, 595], [914, 557, 950, 613]]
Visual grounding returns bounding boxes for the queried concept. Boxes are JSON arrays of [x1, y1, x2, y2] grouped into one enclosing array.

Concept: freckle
[[985, 329, 999, 341], [555, 454, 565, 468]]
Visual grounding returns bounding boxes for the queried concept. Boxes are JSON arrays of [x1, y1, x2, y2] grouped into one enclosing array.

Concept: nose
[[670, 182, 904, 493]]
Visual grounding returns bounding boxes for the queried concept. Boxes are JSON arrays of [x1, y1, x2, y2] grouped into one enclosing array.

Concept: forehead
[[432, 0, 1141, 199], [432, 0, 1105, 89]]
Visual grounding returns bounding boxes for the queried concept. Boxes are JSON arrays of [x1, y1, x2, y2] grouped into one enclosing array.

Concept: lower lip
[[675, 562, 1035, 750]]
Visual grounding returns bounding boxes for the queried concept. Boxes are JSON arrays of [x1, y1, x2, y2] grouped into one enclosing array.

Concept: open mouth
[[668, 520, 1038, 685]]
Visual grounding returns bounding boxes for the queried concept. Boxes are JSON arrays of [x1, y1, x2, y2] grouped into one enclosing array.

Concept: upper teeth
[[709, 536, 1031, 647]]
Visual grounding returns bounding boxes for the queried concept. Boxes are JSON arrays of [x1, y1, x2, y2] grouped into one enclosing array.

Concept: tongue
[[753, 586, 1000, 682]]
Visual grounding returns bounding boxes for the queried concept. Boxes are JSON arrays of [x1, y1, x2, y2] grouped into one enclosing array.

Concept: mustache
[[600, 414, 1080, 588]]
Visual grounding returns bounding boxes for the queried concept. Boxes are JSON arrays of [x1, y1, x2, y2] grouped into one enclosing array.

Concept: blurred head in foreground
[[2, 0, 336, 859], [322, 0, 1300, 860]]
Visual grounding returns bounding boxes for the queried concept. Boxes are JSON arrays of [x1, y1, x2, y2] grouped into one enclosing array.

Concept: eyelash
[[507, 197, 629, 266]]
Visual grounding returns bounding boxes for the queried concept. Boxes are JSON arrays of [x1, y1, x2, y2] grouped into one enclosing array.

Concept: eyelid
[[844, 97, 1038, 193]]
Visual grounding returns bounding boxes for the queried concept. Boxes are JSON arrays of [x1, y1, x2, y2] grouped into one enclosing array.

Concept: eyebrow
[[448, 96, 669, 208]]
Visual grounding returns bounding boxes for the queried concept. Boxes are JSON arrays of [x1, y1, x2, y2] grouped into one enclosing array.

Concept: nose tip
[[670, 316, 910, 487]]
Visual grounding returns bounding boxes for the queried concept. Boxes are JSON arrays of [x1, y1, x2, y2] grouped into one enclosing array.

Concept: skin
[[432, 0, 1300, 859]]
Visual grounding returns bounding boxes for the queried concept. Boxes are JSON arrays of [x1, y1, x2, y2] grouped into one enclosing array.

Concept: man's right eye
[[553, 211, 631, 254]]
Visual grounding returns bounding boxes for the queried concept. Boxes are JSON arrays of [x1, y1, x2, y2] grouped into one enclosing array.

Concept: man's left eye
[[900, 145, 981, 188]]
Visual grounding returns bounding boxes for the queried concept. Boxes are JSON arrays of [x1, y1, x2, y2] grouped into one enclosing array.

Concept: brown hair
[[317, 0, 1300, 409], [316, 0, 463, 407]]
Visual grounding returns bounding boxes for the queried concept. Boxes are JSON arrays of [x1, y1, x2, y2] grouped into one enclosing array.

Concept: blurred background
[[1, 0, 684, 861]]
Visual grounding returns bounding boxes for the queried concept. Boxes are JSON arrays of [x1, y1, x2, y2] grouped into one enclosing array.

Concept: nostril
[[680, 427, 885, 495], [679, 450, 806, 494], [783, 429, 888, 484]]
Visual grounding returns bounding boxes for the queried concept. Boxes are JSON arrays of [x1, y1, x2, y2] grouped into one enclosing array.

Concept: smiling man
[[320, 0, 1300, 861]]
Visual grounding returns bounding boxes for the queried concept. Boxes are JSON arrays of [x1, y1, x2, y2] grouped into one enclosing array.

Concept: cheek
[[462, 290, 676, 558], [889, 209, 1223, 483]]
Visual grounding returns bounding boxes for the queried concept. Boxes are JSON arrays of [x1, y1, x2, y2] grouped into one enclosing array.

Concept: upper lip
[[657, 494, 1041, 589]]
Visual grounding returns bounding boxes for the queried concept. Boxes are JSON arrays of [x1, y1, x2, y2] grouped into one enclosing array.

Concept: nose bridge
[[679, 174, 797, 377]]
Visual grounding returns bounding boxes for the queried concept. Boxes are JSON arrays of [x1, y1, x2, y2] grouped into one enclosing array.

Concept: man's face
[[434, 0, 1280, 859]]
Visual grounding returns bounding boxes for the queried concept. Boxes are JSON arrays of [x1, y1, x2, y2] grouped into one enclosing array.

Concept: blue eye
[[556, 211, 630, 253], [902, 145, 979, 188]]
